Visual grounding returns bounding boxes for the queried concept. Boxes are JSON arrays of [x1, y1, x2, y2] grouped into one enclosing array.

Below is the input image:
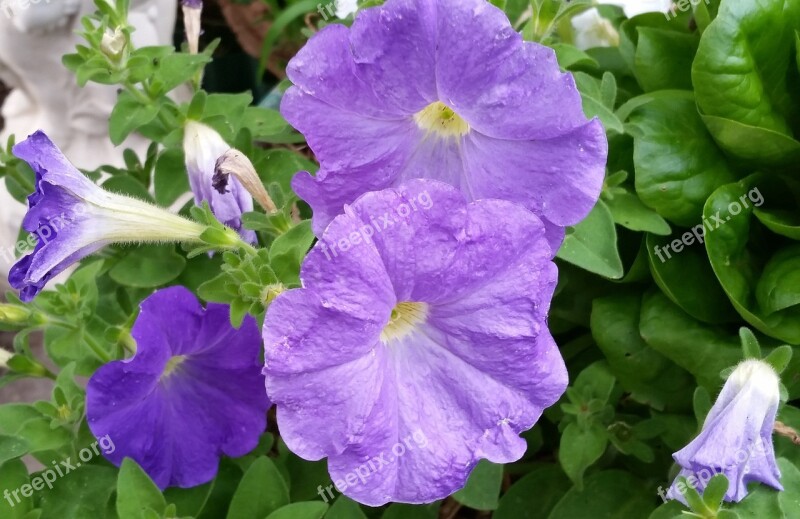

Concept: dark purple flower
[[9, 131, 207, 302], [668, 360, 782, 503], [183, 121, 256, 243], [87, 286, 269, 489], [282, 0, 607, 248], [262, 180, 567, 505]]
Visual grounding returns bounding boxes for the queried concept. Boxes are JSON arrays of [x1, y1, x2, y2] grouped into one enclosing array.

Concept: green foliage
[[2, 0, 800, 518]]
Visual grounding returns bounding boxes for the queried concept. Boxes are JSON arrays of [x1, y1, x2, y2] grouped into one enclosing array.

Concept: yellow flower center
[[162, 355, 187, 379], [381, 302, 429, 343], [413, 102, 470, 138]]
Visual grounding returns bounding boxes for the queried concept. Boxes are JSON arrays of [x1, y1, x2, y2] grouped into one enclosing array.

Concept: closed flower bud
[[668, 359, 782, 503], [101, 28, 126, 59], [0, 304, 31, 325]]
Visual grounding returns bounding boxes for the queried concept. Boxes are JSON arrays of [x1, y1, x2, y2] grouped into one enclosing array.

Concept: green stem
[[83, 330, 113, 364]]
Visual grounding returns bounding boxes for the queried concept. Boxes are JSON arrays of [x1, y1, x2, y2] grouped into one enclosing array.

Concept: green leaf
[[0, 459, 32, 518], [548, 470, 656, 518], [152, 53, 211, 93], [109, 93, 160, 145], [552, 43, 599, 70], [739, 328, 762, 360], [109, 245, 187, 288], [764, 345, 793, 373], [646, 232, 738, 324], [557, 201, 624, 279], [382, 503, 439, 519], [494, 465, 571, 519], [628, 95, 736, 226], [591, 293, 693, 410], [633, 27, 698, 92], [755, 245, 800, 315], [325, 497, 366, 519], [117, 459, 167, 519], [265, 502, 329, 519], [639, 292, 742, 390], [452, 460, 503, 510], [692, 0, 800, 164], [704, 177, 800, 344], [605, 191, 671, 235], [702, 474, 729, 512], [226, 457, 289, 519], [0, 435, 29, 465], [39, 465, 117, 519], [242, 107, 289, 140], [154, 148, 190, 207], [753, 208, 800, 240], [558, 422, 608, 489], [269, 221, 316, 286]]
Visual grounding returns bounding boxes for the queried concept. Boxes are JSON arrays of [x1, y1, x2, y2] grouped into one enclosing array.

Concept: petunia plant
[[0, 0, 800, 518]]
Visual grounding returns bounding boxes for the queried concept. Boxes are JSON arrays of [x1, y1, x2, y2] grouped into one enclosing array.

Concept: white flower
[[572, 8, 620, 50]]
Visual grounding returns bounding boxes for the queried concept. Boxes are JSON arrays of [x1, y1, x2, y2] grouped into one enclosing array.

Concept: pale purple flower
[[262, 180, 567, 505], [9, 131, 207, 302], [87, 286, 269, 489], [183, 121, 255, 242], [282, 0, 607, 248], [668, 360, 782, 503]]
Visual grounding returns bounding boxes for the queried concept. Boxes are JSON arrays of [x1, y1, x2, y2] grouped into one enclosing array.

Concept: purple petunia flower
[[282, 0, 607, 248], [183, 121, 256, 242], [667, 359, 783, 503], [9, 131, 208, 302], [87, 286, 269, 489], [262, 180, 567, 506]]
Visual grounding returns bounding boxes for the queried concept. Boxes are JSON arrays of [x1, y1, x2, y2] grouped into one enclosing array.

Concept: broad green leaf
[[0, 435, 29, 465], [704, 177, 800, 344], [0, 459, 32, 518], [109, 93, 160, 145], [154, 148, 190, 207], [242, 107, 289, 140], [755, 245, 800, 315], [226, 457, 289, 519], [548, 470, 656, 518], [639, 291, 741, 390], [109, 245, 187, 288], [102, 175, 154, 202], [646, 232, 738, 324], [117, 459, 167, 519], [557, 201, 624, 279], [634, 27, 698, 91], [325, 497, 366, 519], [382, 503, 439, 519], [605, 191, 671, 235], [39, 465, 117, 519], [163, 483, 213, 518], [592, 293, 694, 410], [558, 422, 608, 489], [494, 465, 571, 519], [453, 460, 503, 510], [552, 43, 599, 70], [692, 0, 800, 163], [269, 221, 315, 286], [702, 474, 729, 511], [628, 95, 736, 226], [265, 502, 329, 519], [753, 208, 800, 240]]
